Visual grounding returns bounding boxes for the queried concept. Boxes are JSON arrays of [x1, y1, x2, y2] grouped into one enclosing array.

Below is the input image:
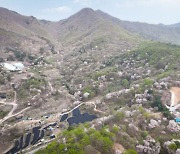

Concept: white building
[[0, 62, 24, 71]]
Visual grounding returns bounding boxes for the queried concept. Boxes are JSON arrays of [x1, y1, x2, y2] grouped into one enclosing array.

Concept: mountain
[[0, 7, 144, 62], [168, 22, 180, 28], [0, 7, 53, 38], [51, 8, 143, 50], [1, 7, 180, 154], [0, 7, 180, 58], [0, 7, 61, 61], [96, 10, 180, 45]]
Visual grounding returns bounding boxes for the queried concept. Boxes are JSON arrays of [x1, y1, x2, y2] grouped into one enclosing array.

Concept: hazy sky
[[0, 0, 180, 24]]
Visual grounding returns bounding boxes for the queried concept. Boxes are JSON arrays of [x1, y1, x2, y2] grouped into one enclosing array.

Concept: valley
[[0, 7, 180, 154]]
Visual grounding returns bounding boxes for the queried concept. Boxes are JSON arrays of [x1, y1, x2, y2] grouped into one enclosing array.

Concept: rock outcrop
[[148, 119, 159, 129], [167, 120, 180, 133], [136, 136, 161, 154]]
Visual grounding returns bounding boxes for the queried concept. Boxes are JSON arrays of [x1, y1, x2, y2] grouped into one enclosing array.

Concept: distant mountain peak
[[0, 6, 180, 46], [64, 7, 100, 25], [74, 8, 96, 17], [79, 8, 95, 12]]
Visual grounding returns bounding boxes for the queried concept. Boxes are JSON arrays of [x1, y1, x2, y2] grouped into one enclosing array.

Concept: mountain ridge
[[0, 7, 180, 61]]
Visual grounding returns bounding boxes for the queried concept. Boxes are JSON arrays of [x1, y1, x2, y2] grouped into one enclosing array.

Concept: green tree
[[81, 135, 90, 146], [114, 111, 125, 122], [123, 149, 138, 154], [121, 79, 129, 88], [168, 143, 177, 151], [143, 78, 153, 88]]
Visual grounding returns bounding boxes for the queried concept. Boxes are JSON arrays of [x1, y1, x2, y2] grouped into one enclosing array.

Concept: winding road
[[59, 102, 85, 116], [92, 102, 105, 114]]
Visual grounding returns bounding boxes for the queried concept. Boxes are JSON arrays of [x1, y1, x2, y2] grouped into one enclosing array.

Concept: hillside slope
[[48, 8, 143, 50], [96, 10, 180, 45], [0, 7, 144, 62], [1, 7, 180, 154], [0, 7, 180, 58]]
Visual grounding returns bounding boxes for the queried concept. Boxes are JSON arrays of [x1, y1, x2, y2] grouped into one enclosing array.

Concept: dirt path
[[0, 91, 30, 125], [48, 82, 54, 92], [23, 97, 105, 153], [0, 90, 13, 93], [3, 97, 104, 154], [85, 97, 105, 114], [59, 102, 85, 116], [92, 102, 105, 113], [59, 97, 105, 116], [0, 91, 17, 115]]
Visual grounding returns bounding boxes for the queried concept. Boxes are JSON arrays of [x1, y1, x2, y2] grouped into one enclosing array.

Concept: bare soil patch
[[170, 87, 180, 106]]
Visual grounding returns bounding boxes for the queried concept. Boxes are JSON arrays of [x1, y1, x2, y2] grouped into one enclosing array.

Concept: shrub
[[100, 128, 115, 139], [114, 111, 125, 122], [40, 47, 45, 54], [141, 131, 149, 139], [143, 111, 151, 120], [157, 71, 171, 80], [152, 96, 172, 119], [112, 125, 119, 134], [147, 89, 154, 94], [7, 55, 15, 61], [17, 78, 46, 100], [0, 76, 5, 85], [28, 54, 36, 61], [143, 78, 154, 88], [0, 58, 4, 62], [155, 61, 166, 70], [0, 110, 8, 119], [168, 143, 177, 151], [174, 141, 180, 149], [14, 50, 26, 61], [23, 78, 46, 89], [82, 85, 98, 99], [36, 125, 115, 154], [123, 149, 138, 154], [121, 79, 129, 88], [138, 106, 145, 114], [80, 135, 90, 146], [92, 71, 106, 80]]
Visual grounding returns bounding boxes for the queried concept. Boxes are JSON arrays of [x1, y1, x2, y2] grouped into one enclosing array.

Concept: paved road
[[59, 102, 85, 116], [59, 97, 105, 116]]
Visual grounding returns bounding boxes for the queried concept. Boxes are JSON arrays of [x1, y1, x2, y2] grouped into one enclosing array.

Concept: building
[[0, 62, 24, 71]]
